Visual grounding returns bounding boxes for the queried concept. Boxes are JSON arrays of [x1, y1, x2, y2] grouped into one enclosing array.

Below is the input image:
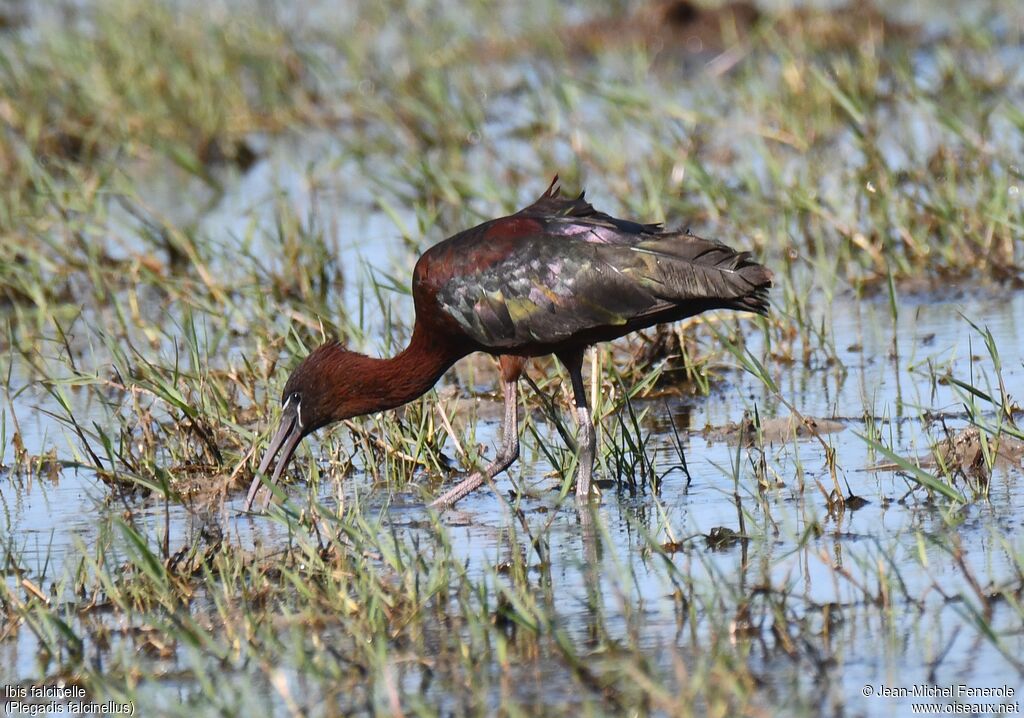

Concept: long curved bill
[[243, 399, 303, 512]]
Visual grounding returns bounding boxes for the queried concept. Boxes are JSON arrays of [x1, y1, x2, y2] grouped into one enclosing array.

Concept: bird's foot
[[428, 470, 487, 510]]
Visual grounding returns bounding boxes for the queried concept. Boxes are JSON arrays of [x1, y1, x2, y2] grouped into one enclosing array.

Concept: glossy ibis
[[243, 178, 771, 512]]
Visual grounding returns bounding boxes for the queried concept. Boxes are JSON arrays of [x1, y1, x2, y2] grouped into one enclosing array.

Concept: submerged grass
[[2, 0, 1024, 715]]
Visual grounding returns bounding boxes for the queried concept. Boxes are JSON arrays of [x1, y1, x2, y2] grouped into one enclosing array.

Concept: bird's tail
[[629, 232, 773, 316], [721, 252, 772, 316]]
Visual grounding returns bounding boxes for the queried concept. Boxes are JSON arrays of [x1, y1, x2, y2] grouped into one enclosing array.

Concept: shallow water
[[5, 284, 1023, 714], [3, 0, 1024, 715]]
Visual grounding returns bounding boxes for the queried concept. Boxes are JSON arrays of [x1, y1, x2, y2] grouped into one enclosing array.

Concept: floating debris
[[705, 526, 745, 550], [935, 428, 1024, 478], [867, 428, 1024, 479], [843, 494, 870, 510], [704, 414, 846, 446]]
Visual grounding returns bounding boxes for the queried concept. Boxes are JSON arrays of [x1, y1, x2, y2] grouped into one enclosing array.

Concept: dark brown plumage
[[244, 177, 771, 511]]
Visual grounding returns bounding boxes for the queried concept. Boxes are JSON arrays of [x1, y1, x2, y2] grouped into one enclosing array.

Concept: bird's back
[[414, 179, 771, 354]]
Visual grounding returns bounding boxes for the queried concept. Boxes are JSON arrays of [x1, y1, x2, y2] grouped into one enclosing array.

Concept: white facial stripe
[[283, 393, 303, 429]]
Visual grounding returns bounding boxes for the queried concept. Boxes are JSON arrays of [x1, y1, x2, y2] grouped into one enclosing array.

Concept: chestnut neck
[[333, 323, 464, 418]]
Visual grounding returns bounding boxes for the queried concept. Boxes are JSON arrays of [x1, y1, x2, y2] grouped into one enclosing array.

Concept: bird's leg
[[560, 349, 597, 501], [429, 357, 523, 510], [429, 379, 519, 508]]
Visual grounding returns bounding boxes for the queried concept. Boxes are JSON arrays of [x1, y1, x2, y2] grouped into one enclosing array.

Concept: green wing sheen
[[434, 231, 769, 348]]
